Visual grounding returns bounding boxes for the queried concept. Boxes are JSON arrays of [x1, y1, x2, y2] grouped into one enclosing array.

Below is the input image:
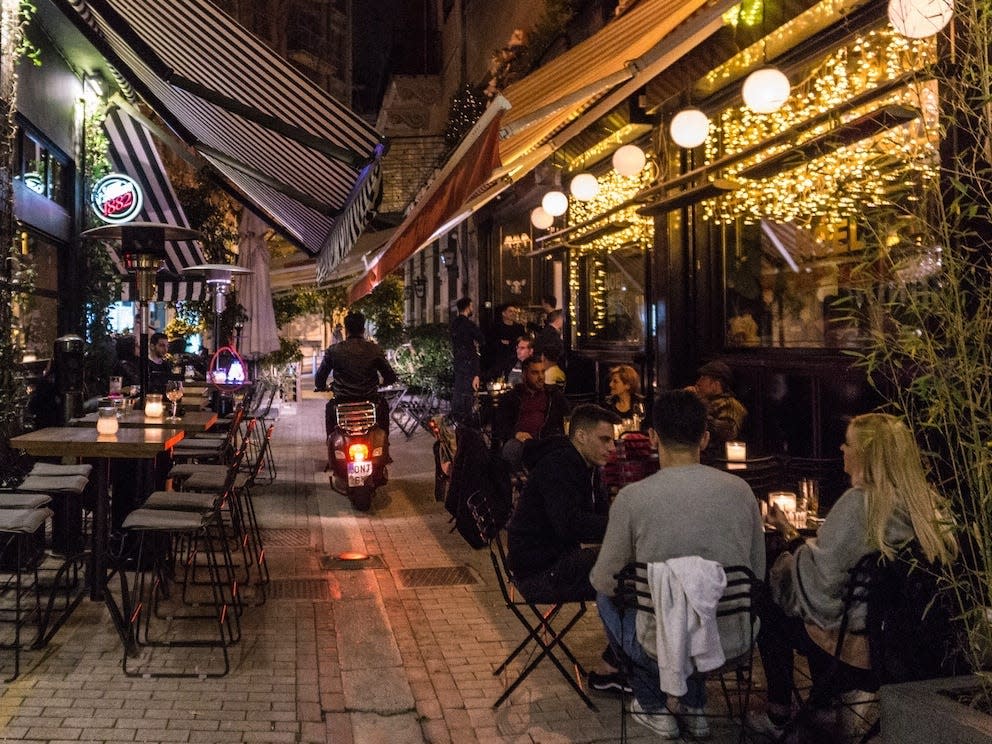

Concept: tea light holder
[[96, 406, 119, 436], [769, 491, 806, 528], [725, 440, 747, 461], [144, 393, 164, 418]]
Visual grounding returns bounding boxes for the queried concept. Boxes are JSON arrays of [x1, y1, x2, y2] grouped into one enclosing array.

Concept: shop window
[[575, 244, 645, 346], [15, 126, 71, 209], [13, 233, 60, 360]]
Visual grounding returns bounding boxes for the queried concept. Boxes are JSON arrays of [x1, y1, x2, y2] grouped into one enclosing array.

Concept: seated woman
[[751, 413, 957, 736], [604, 365, 646, 425]]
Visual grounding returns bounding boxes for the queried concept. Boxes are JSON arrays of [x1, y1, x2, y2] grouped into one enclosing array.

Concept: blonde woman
[[605, 364, 645, 420], [751, 413, 957, 736]]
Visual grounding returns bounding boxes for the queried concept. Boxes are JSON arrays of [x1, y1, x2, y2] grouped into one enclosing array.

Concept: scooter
[[326, 398, 389, 511]]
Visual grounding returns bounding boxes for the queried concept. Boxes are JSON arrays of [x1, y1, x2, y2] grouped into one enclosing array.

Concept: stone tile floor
[[0, 397, 776, 743]]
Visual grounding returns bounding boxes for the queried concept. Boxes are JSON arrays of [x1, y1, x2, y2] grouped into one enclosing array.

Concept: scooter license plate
[[347, 461, 373, 485]]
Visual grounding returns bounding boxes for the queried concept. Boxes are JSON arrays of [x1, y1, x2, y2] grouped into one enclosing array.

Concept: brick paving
[[0, 398, 764, 743]]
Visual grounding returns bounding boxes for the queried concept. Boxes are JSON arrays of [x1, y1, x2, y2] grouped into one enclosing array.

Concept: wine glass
[[165, 380, 184, 422]]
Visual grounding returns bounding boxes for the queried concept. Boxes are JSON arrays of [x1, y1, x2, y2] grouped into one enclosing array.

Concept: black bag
[[445, 426, 511, 549]]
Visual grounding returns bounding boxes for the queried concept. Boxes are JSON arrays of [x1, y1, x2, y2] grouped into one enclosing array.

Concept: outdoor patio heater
[[82, 222, 203, 399]]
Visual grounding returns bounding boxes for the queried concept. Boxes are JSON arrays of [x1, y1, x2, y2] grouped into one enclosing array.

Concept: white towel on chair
[[638, 557, 727, 697]]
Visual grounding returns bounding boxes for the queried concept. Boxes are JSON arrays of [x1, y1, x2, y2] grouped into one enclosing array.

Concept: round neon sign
[[90, 173, 143, 224]]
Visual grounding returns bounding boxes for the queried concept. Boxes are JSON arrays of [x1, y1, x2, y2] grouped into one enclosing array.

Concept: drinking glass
[[165, 380, 184, 422]]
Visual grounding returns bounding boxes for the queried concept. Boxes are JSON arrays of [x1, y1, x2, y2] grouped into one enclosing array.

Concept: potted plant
[[846, 0, 992, 737]]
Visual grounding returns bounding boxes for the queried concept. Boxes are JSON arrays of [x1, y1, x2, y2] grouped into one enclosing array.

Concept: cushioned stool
[[17, 473, 91, 554], [0, 507, 53, 681]]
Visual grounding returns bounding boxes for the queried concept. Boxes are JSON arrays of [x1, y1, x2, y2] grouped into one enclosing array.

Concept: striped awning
[[103, 107, 207, 302], [58, 0, 386, 272], [348, 0, 734, 301]]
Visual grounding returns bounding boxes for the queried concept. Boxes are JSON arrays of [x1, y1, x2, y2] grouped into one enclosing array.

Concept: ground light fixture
[[887, 0, 953, 38], [742, 66, 791, 113], [670, 108, 710, 148], [612, 144, 647, 177], [569, 173, 599, 201], [531, 206, 554, 229]]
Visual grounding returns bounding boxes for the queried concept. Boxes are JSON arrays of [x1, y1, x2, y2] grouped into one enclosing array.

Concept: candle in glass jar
[[769, 491, 797, 513], [96, 407, 119, 435], [144, 393, 164, 418], [725, 440, 747, 461]]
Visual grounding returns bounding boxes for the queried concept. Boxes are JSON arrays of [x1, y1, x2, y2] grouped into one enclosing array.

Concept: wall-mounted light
[[414, 275, 427, 298], [503, 233, 533, 257], [440, 235, 458, 271]]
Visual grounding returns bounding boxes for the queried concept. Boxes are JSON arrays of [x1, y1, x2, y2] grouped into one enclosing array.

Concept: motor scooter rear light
[[348, 443, 369, 461]]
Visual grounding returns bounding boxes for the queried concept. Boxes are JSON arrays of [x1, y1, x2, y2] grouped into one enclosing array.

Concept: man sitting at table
[[492, 356, 570, 470], [685, 360, 747, 460], [589, 390, 765, 739], [507, 403, 620, 603]]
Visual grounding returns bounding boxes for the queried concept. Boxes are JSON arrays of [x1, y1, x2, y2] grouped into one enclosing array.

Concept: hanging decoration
[[670, 108, 711, 148], [542, 189, 569, 217], [530, 206, 554, 229], [887, 0, 953, 38], [742, 67, 791, 113], [569, 173, 600, 200], [612, 144, 647, 177]]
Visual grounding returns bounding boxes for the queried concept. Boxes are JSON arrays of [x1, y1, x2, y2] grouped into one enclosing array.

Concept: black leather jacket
[[314, 336, 398, 401]]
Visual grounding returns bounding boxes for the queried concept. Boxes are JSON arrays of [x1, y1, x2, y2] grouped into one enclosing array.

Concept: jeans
[[597, 592, 706, 712]]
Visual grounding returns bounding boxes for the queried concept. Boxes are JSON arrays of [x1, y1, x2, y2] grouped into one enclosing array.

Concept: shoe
[[630, 698, 680, 739], [679, 704, 711, 739], [587, 670, 633, 695], [746, 710, 787, 739]]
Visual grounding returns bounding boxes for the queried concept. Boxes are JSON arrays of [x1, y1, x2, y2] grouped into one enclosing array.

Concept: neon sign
[[90, 173, 143, 224]]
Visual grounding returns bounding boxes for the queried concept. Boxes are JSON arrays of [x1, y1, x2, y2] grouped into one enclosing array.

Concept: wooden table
[[9, 426, 185, 646], [69, 410, 218, 432]]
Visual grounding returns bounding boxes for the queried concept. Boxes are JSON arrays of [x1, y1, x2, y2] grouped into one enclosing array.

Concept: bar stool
[[118, 505, 240, 678], [16, 470, 92, 555], [0, 505, 53, 681]]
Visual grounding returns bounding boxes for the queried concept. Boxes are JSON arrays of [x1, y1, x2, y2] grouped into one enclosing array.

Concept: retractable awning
[[348, 0, 735, 301], [57, 0, 386, 275], [103, 107, 207, 302]]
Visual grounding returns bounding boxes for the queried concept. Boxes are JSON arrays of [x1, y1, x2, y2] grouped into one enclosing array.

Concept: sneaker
[[630, 698, 680, 739], [746, 710, 787, 739], [587, 670, 633, 695], [679, 704, 711, 739]]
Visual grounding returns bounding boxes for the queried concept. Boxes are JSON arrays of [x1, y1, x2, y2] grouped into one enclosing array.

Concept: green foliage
[[259, 336, 304, 368], [392, 323, 453, 395], [273, 284, 346, 327], [354, 275, 404, 348], [845, 2, 992, 683]]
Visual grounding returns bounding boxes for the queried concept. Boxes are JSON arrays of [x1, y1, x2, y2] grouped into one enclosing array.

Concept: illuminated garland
[[703, 28, 939, 226], [566, 168, 653, 333]]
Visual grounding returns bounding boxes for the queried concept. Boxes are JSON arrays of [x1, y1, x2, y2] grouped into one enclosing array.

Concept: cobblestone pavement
[[0, 398, 766, 743]]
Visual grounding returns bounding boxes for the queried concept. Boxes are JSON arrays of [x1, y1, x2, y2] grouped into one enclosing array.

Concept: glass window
[[576, 245, 645, 346], [15, 127, 72, 208], [14, 234, 60, 360]]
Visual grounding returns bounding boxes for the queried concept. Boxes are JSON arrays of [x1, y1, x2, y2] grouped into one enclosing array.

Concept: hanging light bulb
[[669, 108, 710, 148], [612, 144, 646, 178], [888, 0, 953, 38], [542, 190, 569, 217], [569, 173, 599, 201], [742, 67, 791, 113], [530, 206, 554, 230]]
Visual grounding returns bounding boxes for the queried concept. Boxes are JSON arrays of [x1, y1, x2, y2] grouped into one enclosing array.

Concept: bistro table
[[69, 410, 218, 432], [8, 426, 185, 647]]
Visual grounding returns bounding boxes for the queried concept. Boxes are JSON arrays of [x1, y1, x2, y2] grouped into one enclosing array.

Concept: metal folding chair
[[468, 492, 596, 710]]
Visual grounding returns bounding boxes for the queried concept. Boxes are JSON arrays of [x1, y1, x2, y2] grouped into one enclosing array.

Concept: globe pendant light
[[542, 189, 569, 217], [742, 67, 791, 114], [612, 144, 647, 178], [569, 173, 599, 201], [670, 108, 710, 149], [888, 0, 953, 38], [530, 206, 554, 230]]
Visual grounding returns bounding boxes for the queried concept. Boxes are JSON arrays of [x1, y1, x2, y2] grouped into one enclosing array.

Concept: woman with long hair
[[750, 413, 957, 736]]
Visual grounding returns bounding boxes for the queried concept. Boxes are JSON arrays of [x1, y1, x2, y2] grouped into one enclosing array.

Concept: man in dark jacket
[[506, 403, 621, 603], [483, 301, 526, 381], [450, 297, 484, 426], [493, 357, 570, 468], [315, 311, 398, 436]]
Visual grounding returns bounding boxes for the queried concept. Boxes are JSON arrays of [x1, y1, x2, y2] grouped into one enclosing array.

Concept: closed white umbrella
[[235, 211, 280, 358]]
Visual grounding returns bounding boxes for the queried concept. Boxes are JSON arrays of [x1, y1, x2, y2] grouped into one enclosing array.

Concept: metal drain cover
[[267, 578, 331, 600], [395, 566, 479, 588], [260, 528, 310, 547], [319, 554, 387, 571]]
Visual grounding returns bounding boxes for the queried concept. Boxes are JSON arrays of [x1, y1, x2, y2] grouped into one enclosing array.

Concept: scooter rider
[[314, 311, 398, 437]]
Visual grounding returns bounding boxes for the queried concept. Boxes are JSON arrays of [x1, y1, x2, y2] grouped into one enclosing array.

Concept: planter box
[[881, 675, 992, 743]]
